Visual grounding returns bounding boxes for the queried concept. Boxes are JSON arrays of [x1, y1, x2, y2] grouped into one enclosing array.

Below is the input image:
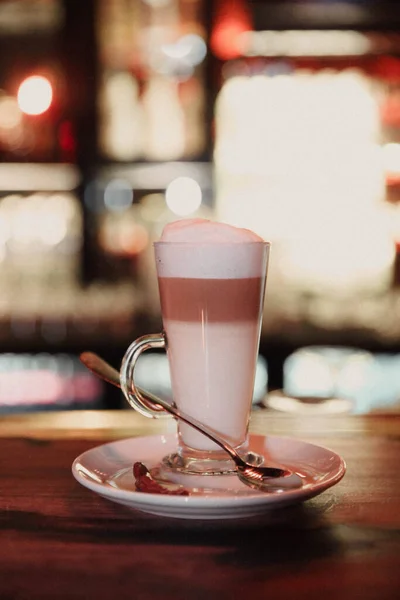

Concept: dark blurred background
[[1, 0, 400, 417]]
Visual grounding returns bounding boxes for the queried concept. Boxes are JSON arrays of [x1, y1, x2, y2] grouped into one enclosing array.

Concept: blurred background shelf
[[1, 0, 400, 415]]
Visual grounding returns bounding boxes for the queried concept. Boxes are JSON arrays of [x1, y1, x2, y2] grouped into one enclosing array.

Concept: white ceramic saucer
[[72, 433, 345, 521]]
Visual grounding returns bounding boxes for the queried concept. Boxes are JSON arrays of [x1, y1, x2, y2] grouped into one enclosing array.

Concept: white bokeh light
[[165, 177, 202, 216], [162, 34, 207, 66], [17, 75, 53, 116]]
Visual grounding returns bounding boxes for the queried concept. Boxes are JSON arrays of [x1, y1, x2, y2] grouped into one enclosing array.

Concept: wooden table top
[[0, 409, 399, 600]]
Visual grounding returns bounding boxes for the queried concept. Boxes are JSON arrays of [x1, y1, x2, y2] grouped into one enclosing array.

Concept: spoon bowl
[[80, 352, 303, 492]]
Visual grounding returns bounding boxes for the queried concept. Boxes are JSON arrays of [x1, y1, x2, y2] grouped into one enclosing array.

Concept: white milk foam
[[156, 219, 268, 279], [160, 219, 263, 244]]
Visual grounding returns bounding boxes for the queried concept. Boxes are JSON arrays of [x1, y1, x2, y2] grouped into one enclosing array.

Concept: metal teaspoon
[[80, 352, 303, 492]]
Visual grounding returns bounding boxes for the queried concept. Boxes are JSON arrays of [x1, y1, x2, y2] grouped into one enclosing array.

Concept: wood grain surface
[[0, 410, 399, 600]]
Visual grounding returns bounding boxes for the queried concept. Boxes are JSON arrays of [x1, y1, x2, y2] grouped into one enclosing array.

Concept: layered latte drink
[[155, 219, 269, 467]]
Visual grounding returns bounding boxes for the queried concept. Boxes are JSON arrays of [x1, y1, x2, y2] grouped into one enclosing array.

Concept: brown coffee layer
[[158, 277, 264, 322]]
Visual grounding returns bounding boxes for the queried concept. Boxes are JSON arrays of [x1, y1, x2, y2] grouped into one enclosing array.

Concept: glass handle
[[120, 332, 169, 418]]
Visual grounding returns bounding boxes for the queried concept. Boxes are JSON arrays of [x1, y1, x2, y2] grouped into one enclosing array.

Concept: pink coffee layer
[[158, 276, 264, 323]]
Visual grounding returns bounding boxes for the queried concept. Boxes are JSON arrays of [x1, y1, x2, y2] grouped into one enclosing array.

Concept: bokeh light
[[165, 177, 202, 216], [0, 95, 22, 128], [104, 179, 133, 212], [161, 34, 207, 67], [17, 75, 53, 116]]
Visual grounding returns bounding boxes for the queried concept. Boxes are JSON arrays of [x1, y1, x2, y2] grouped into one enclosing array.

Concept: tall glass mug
[[121, 240, 270, 475]]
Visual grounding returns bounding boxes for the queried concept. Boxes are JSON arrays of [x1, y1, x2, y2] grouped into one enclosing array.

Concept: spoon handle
[[80, 352, 122, 388]]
